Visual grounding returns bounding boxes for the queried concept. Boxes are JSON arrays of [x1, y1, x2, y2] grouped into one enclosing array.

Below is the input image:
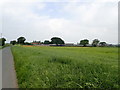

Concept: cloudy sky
[[0, 0, 119, 44]]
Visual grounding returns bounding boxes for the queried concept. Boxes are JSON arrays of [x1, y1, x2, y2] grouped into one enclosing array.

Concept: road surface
[[0, 49, 2, 89], [2, 47, 18, 88]]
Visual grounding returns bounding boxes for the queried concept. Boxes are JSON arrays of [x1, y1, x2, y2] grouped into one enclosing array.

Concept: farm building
[[32, 41, 41, 45], [65, 43, 74, 46]]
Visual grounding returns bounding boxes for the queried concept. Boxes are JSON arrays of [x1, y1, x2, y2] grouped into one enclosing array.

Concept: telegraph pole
[[0, 33, 2, 38]]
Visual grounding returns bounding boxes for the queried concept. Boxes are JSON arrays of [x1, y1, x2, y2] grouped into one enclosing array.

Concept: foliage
[[80, 39, 89, 47], [44, 40, 50, 44], [11, 46, 119, 88], [51, 37, 65, 45], [0, 38, 6, 46], [99, 42, 107, 47], [4, 43, 11, 47], [92, 39, 100, 47], [10, 40, 17, 45], [17, 37, 26, 45], [0, 43, 11, 48]]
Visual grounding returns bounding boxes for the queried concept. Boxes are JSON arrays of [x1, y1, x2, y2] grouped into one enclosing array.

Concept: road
[[0, 49, 2, 89], [2, 47, 18, 88]]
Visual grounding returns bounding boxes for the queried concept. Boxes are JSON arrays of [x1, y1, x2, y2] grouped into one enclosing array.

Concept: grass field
[[11, 46, 119, 88], [0, 46, 2, 49]]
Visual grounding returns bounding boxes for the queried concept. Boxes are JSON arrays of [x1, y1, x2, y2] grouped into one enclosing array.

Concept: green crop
[[11, 46, 119, 88]]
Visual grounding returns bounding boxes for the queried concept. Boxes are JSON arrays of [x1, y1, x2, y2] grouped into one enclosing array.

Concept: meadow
[[11, 46, 119, 88]]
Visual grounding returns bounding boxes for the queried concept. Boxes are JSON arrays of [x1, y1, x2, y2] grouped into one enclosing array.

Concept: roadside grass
[[11, 46, 119, 88], [0, 44, 11, 49], [0, 46, 2, 49]]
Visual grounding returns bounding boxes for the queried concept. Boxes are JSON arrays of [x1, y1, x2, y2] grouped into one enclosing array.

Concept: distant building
[[32, 43, 40, 45], [74, 44, 83, 47], [74, 44, 92, 47], [106, 44, 118, 47], [32, 41, 41, 45], [86, 44, 92, 47], [50, 44, 65, 46], [65, 43, 74, 46]]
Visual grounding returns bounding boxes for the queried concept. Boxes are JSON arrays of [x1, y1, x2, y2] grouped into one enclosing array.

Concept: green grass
[[11, 46, 119, 88], [0, 46, 2, 49], [0, 44, 11, 49]]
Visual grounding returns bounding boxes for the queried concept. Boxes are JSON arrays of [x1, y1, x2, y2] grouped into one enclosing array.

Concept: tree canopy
[[44, 40, 50, 44], [0, 38, 6, 46], [92, 39, 100, 47], [99, 42, 107, 47], [10, 40, 17, 45], [80, 39, 89, 47], [51, 37, 65, 45], [17, 37, 26, 44]]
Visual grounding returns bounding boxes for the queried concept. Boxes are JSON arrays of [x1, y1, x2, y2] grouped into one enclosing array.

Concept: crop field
[[11, 46, 119, 88]]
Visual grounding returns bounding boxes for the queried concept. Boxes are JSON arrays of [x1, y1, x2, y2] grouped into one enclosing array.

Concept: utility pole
[[0, 33, 2, 38]]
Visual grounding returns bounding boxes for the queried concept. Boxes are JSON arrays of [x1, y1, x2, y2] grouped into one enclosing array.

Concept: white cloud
[[2, 0, 118, 44], [60, 0, 118, 43], [48, 18, 69, 32]]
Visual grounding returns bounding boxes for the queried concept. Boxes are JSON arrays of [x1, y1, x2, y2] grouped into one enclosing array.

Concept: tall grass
[[11, 46, 119, 88]]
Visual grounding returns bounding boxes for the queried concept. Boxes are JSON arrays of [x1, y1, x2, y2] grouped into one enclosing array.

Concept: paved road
[[0, 49, 2, 89], [2, 47, 18, 88]]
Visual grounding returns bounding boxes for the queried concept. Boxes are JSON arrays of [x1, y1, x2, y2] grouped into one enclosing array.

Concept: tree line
[[0, 36, 109, 47], [80, 39, 107, 47], [10, 37, 65, 46]]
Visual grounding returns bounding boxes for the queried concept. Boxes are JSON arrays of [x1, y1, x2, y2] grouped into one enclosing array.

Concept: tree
[[92, 39, 100, 47], [80, 39, 89, 47], [99, 42, 107, 47], [10, 40, 17, 45], [44, 40, 50, 44], [17, 37, 26, 44], [51, 37, 65, 45], [41, 42, 44, 44], [0, 38, 6, 46]]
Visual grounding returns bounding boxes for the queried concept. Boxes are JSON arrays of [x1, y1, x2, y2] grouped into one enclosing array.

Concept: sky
[[0, 0, 119, 44]]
